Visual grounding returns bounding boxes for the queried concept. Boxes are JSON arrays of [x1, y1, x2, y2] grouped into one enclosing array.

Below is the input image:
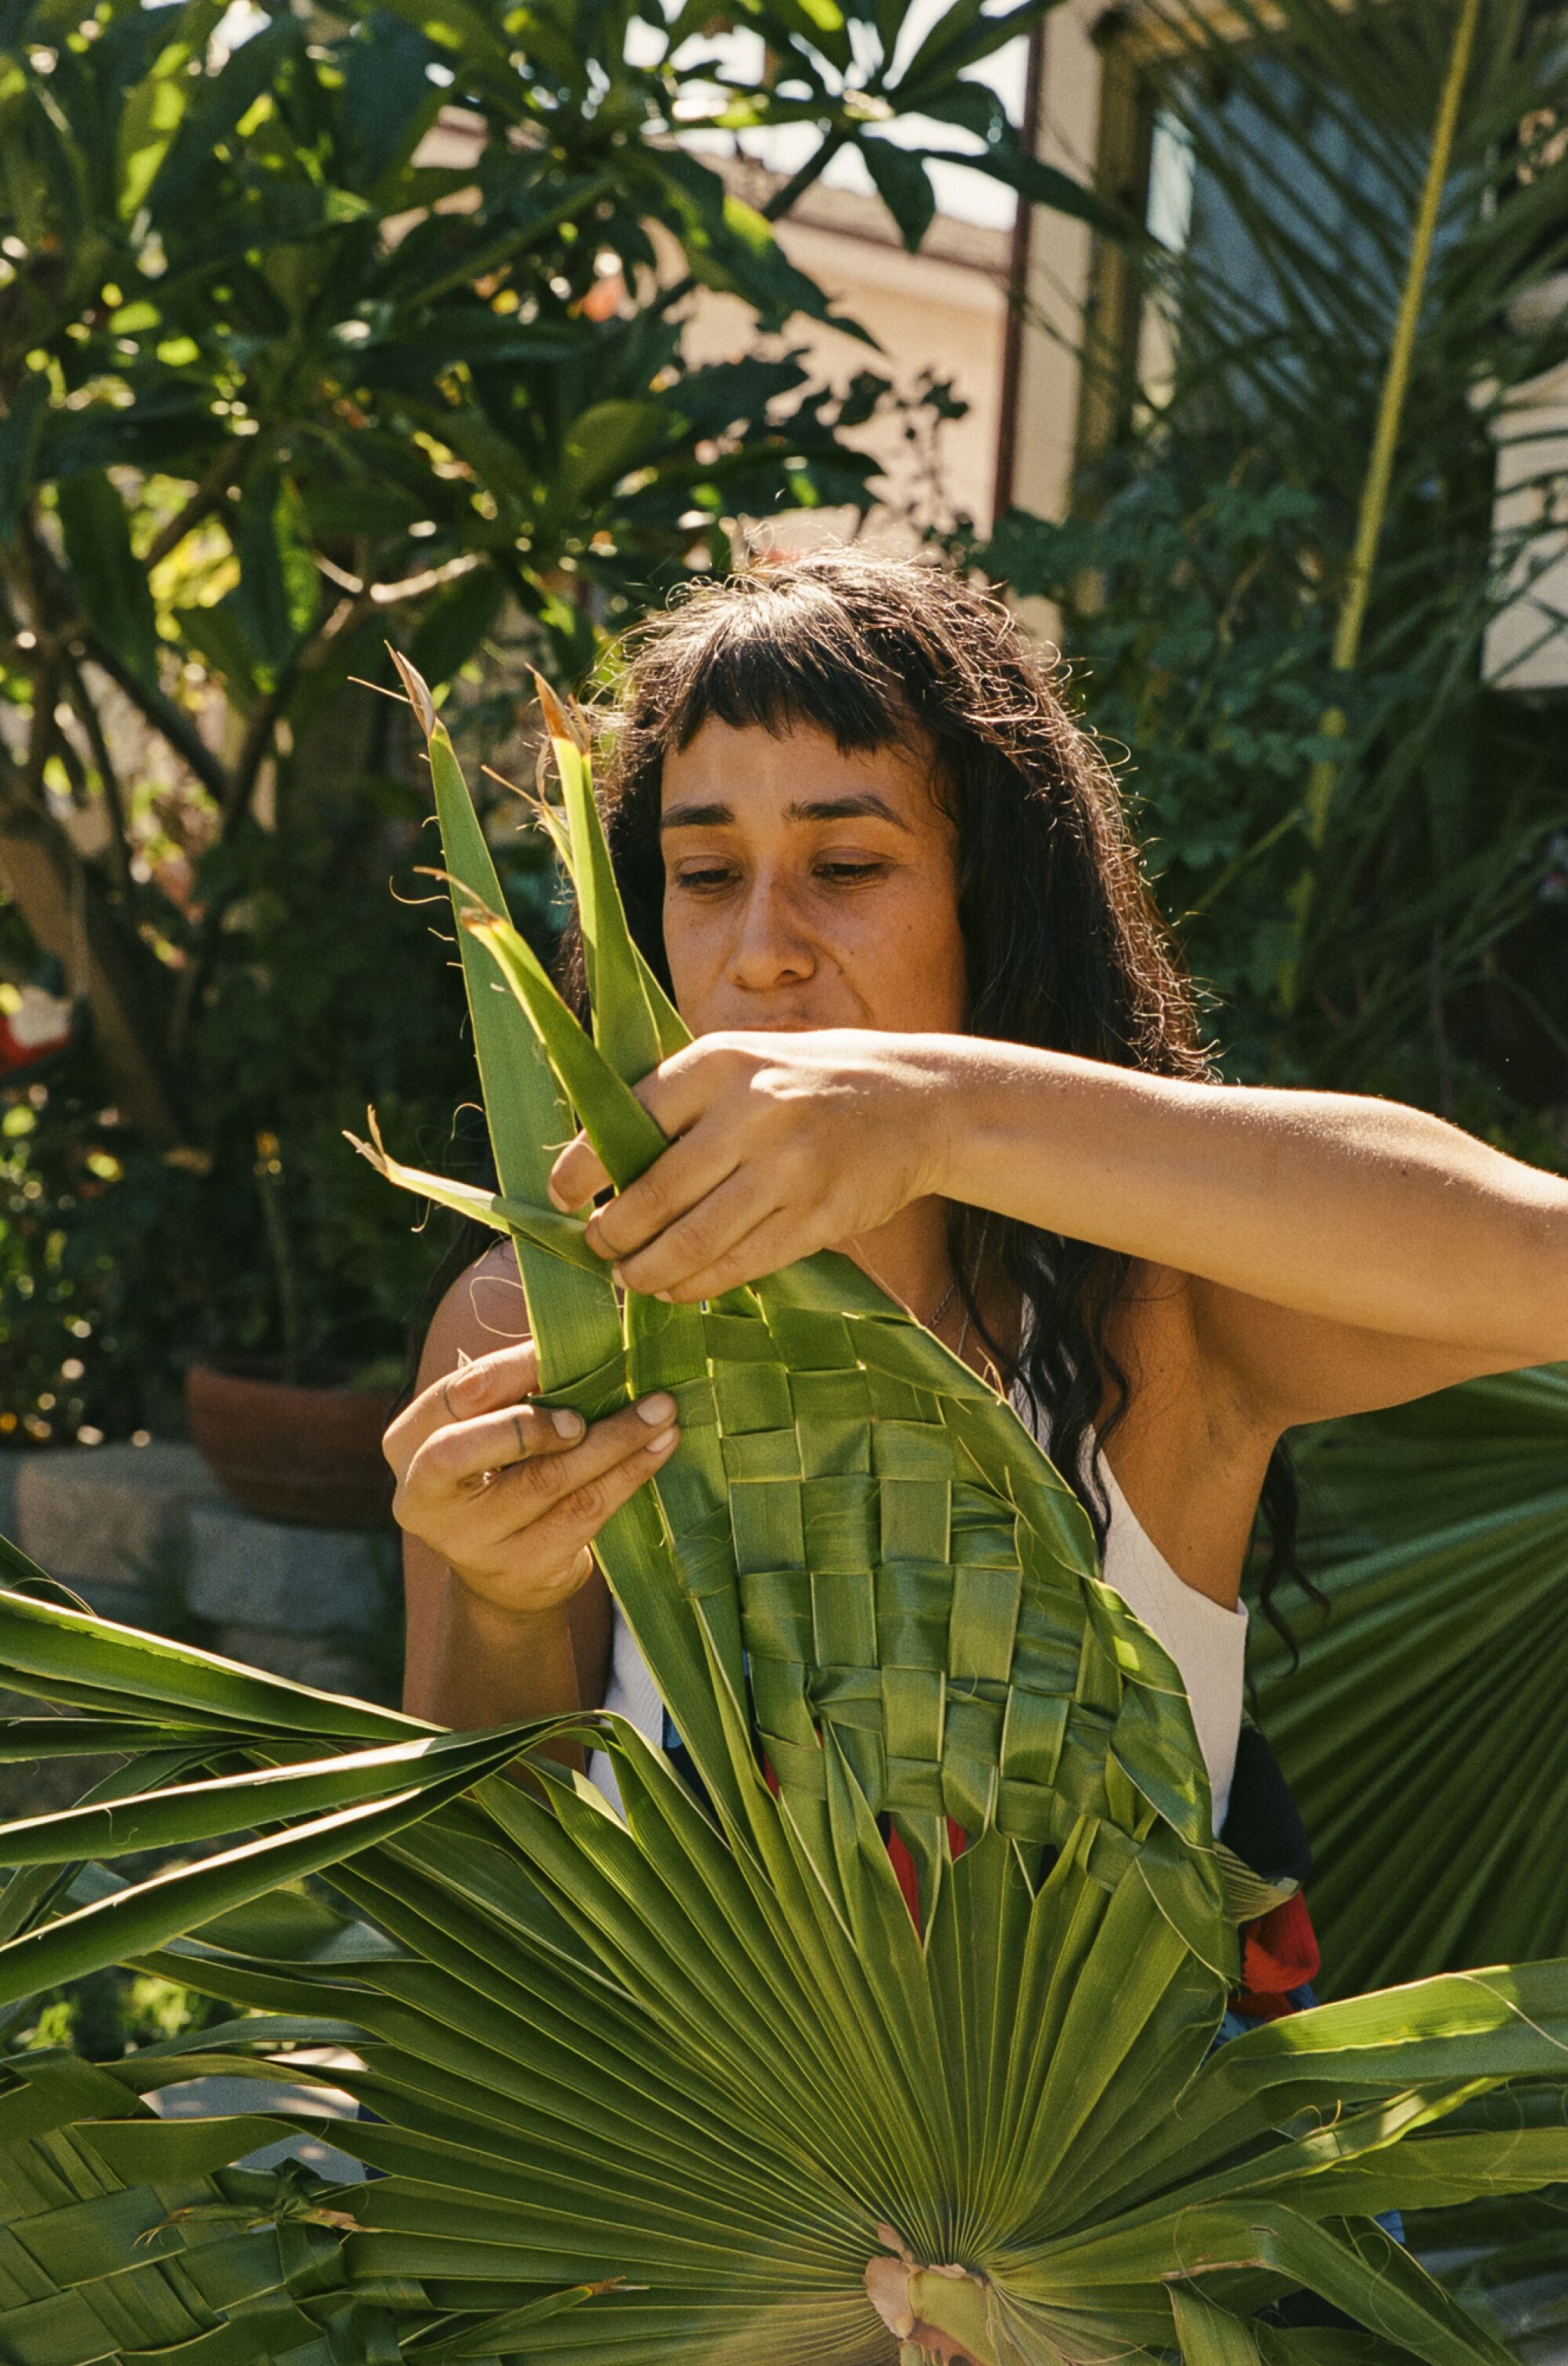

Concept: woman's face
[[658, 718, 969, 1039]]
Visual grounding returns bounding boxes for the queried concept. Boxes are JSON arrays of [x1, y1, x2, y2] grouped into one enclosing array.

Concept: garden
[[1, 0, 1567, 2357]]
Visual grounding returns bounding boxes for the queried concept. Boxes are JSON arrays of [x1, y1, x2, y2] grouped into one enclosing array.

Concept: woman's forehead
[[659, 715, 946, 831]]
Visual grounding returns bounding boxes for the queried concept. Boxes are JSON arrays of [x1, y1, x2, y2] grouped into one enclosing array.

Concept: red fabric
[[887, 1819, 969, 1923], [768, 1745, 1319, 2018], [1234, 1890, 1320, 2020], [0, 987, 71, 1082], [764, 1747, 970, 1926]]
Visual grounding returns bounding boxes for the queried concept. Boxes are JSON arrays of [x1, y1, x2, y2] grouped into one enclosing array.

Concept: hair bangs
[[628, 571, 926, 760]]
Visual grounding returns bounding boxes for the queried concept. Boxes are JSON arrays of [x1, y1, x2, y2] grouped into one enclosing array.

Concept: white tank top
[[588, 1390, 1247, 1834]]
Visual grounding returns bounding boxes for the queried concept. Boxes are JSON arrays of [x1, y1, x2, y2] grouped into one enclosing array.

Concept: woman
[[387, 550, 1566, 1896]]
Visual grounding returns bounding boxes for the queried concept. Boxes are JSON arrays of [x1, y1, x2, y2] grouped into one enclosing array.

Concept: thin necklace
[[921, 1274, 1004, 1397]]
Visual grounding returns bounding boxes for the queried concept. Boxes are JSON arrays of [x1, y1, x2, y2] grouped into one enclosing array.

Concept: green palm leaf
[[1, 660, 1564, 2364], [1254, 1366, 1568, 1994]]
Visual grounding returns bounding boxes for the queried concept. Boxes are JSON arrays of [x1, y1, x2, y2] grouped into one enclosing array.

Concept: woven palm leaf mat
[[0, 2050, 377, 2366], [555, 1259, 1229, 1970]]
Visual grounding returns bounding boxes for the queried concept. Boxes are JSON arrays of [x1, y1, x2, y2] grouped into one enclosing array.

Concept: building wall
[[1006, 4, 1105, 535], [679, 170, 1013, 549]]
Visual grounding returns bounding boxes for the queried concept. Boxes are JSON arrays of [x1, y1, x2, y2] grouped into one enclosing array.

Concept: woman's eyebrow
[[659, 800, 732, 830], [789, 793, 912, 831], [659, 793, 912, 832]]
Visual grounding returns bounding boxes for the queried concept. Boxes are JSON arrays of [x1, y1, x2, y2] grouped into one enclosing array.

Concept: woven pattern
[[363, 660, 1222, 1938], [615, 1278, 1212, 1902], [0, 2052, 378, 2366]]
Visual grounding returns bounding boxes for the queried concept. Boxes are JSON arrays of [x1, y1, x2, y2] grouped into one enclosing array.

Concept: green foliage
[[0, 0, 1080, 1432], [1254, 1365, 1568, 1999], [973, 0, 1568, 1142], [2, 692, 1567, 2360], [0, 1075, 194, 1444], [12, 1966, 231, 2057], [0, 711, 541, 1433]]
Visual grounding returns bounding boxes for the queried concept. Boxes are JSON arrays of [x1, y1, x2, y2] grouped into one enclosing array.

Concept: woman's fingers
[[644, 1213, 811, 1306], [399, 1391, 680, 1554], [584, 1124, 743, 1267], [384, 1340, 543, 1475], [546, 1039, 744, 1218], [492, 1409, 680, 1571], [547, 1128, 610, 1212], [608, 1168, 782, 1299], [407, 1397, 588, 1497]]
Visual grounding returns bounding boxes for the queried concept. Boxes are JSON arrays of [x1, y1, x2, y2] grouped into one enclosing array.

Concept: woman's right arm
[[387, 1242, 680, 1731]]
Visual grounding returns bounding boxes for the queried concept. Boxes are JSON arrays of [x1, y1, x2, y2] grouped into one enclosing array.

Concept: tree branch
[[0, 740, 184, 1143], [20, 517, 234, 809], [61, 652, 135, 901], [760, 123, 852, 222], [220, 671, 295, 837], [143, 441, 251, 572], [83, 629, 231, 807]]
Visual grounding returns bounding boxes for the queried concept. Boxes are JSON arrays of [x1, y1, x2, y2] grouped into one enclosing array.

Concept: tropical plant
[[978, 0, 1568, 1130], [0, 0, 1094, 1432], [1251, 1361, 1568, 2001], [2, 659, 1567, 2362]]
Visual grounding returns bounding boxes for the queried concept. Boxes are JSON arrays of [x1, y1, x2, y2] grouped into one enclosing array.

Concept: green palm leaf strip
[[2, 654, 1566, 2364], [1282, 0, 1483, 1001], [533, 671, 688, 1070], [384, 647, 619, 1394]]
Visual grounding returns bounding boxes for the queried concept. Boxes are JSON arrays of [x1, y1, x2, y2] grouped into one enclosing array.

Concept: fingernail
[[647, 1426, 678, 1456], [637, 1391, 677, 1426], [551, 1408, 585, 1440], [546, 1178, 567, 1211]]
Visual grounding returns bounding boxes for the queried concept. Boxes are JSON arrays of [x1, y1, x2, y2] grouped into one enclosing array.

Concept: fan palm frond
[[2, 667, 1566, 2363]]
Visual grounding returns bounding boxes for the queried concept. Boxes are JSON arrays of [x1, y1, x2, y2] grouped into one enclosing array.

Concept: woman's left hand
[[547, 1029, 953, 1301]]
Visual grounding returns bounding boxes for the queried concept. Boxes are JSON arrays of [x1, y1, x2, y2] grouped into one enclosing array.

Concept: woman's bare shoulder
[[418, 1241, 532, 1383]]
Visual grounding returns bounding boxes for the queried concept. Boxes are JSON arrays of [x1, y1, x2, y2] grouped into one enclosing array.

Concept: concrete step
[[186, 1497, 393, 1635], [0, 1452, 31, 1553], [2, 1441, 403, 1818], [13, 1441, 219, 1590], [1, 1440, 401, 1738]]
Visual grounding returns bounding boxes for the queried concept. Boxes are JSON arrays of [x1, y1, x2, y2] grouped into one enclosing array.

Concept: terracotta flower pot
[[185, 1361, 398, 1530]]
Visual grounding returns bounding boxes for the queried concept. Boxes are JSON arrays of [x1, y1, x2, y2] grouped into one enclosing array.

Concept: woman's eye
[[673, 863, 737, 892], [815, 858, 887, 885]]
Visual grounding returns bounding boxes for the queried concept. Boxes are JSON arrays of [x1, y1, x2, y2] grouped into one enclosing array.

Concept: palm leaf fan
[[1253, 1365, 1568, 1995], [0, 660, 1565, 2364]]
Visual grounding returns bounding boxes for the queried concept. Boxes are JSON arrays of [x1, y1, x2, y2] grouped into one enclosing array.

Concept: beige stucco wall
[[1007, 8, 1103, 529], [678, 184, 1012, 551]]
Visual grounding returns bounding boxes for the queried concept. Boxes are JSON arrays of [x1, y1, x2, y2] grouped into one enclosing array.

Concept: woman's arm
[[403, 1525, 602, 1731], [935, 1044, 1568, 1424], [549, 1030, 1568, 1427]]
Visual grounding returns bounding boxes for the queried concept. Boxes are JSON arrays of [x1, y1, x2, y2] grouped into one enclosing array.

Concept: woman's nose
[[725, 878, 815, 993]]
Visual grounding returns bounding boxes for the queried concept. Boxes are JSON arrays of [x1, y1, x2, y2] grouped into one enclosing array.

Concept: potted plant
[[184, 1131, 400, 1528]]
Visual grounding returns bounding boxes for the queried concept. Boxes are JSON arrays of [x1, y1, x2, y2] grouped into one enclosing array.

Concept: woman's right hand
[[384, 1341, 681, 1619]]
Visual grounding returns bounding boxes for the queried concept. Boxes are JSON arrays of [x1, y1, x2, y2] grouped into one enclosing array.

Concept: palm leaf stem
[[1286, 0, 1483, 1001]]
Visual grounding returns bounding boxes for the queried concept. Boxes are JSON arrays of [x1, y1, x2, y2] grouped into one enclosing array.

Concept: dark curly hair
[[557, 547, 1307, 1644]]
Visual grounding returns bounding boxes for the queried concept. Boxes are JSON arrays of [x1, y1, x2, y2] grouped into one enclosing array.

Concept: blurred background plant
[[972, 0, 1568, 1142], [5, 1965, 233, 2057], [0, 0, 1088, 1442]]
